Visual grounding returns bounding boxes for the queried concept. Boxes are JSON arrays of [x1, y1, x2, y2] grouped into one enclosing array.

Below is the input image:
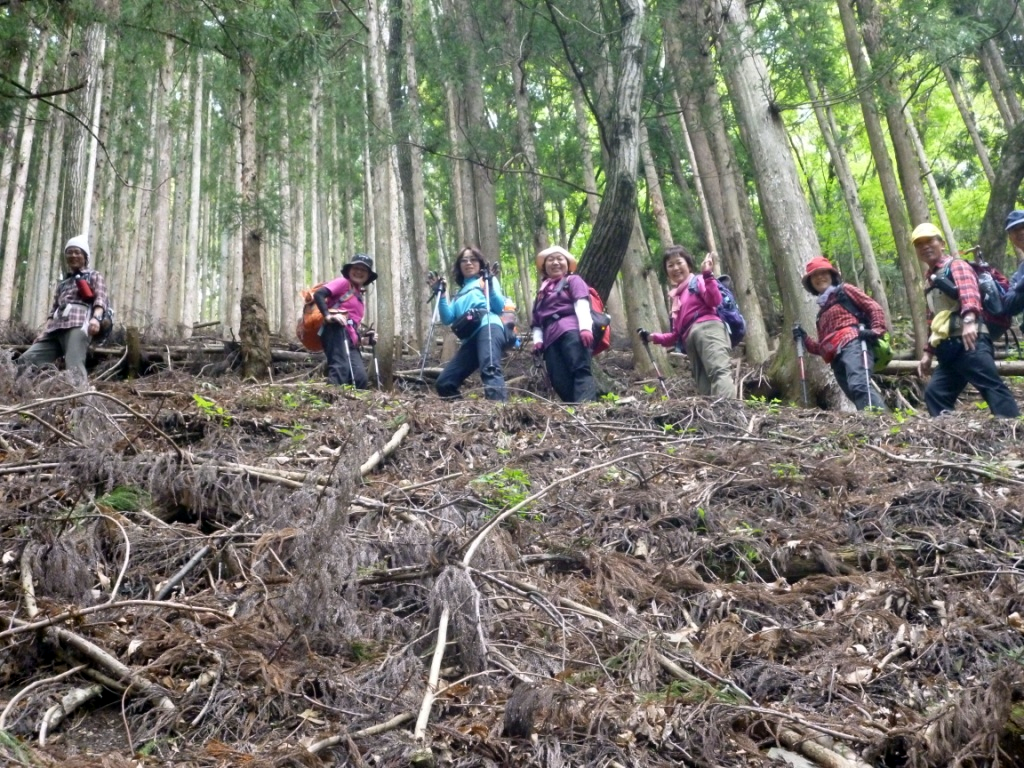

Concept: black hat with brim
[[342, 253, 377, 284]]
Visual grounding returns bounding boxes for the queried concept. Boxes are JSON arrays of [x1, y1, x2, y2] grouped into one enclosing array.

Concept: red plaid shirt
[[805, 284, 886, 364]]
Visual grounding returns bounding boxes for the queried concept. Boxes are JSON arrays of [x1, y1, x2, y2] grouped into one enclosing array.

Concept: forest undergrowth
[[0, 341, 1022, 767]]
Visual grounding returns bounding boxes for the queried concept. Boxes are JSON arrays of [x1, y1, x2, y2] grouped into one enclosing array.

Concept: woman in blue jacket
[[427, 246, 509, 401]]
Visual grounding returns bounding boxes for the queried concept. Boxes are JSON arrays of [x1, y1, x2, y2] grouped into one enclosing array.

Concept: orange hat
[[801, 256, 840, 293], [535, 245, 578, 274]]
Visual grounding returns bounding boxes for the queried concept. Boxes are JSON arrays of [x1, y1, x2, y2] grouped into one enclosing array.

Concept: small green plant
[[471, 468, 534, 515], [769, 462, 802, 479], [600, 392, 620, 403], [274, 422, 308, 442], [642, 384, 657, 395], [192, 394, 232, 427], [97, 486, 151, 512], [746, 394, 782, 414]]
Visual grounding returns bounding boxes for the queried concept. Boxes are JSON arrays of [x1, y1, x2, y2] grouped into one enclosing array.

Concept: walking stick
[[481, 266, 496, 378], [858, 324, 876, 410], [638, 329, 670, 397], [369, 331, 381, 390], [794, 330, 809, 406], [341, 322, 356, 386], [419, 280, 442, 381]]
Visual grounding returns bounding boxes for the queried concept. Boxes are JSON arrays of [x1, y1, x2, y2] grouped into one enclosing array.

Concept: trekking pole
[[638, 329, 670, 397], [419, 279, 442, 381], [858, 324, 875, 410], [342, 321, 356, 386], [481, 266, 495, 377], [369, 329, 381, 390], [794, 328, 809, 406]]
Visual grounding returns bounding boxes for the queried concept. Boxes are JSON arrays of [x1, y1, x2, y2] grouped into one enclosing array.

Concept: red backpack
[[552, 277, 612, 355]]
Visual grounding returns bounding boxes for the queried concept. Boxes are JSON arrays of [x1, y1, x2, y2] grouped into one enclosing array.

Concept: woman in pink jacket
[[639, 245, 736, 398]]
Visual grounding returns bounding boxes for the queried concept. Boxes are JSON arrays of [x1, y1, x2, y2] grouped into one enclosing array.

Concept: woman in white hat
[[530, 245, 597, 402]]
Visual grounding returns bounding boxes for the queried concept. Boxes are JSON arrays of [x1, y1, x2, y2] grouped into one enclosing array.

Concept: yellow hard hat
[[911, 223, 943, 244]]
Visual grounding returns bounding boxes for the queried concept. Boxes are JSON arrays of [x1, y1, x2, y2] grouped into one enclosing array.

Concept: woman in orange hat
[[792, 257, 888, 411]]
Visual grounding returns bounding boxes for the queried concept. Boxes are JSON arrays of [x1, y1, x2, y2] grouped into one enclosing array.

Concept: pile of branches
[[0, 349, 1022, 767]]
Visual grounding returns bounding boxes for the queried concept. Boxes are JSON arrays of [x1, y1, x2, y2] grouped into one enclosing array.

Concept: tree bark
[[943, 65, 994, 186], [980, 122, 1024, 265], [182, 55, 204, 339], [238, 49, 271, 379], [836, 0, 927, 354]]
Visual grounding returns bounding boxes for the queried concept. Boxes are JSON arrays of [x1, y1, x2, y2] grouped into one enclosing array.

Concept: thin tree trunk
[[0, 55, 31, 271], [62, 22, 104, 241], [855, 0, 930, 228], [278, 96, 296, 338], [0, 40, 47, 322], [837, 0, 926, 354], [148, 38, 175, 326], [309, 77, 322, 279], [639, 122, 673, 250], [978, 37, 1023, 128], [804, 74, 890, 326], [907, 112, 957, 255], [943, 65, 994, 185], [182, 56, 204, 338]]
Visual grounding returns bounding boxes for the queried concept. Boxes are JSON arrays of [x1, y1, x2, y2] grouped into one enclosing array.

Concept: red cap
[[801, 257, 840, 293]]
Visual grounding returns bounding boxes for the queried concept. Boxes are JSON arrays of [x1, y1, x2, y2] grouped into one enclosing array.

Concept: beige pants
[[685, 320, 736, 398]]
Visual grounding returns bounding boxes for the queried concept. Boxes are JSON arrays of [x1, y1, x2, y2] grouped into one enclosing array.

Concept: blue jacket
[[1004, 261, 1024, 317], [439, 276, 507, 341]]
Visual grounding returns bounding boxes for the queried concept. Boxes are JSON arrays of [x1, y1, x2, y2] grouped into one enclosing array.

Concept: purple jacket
[[531, 275, 592, 347], [319, 276, 365, 345]]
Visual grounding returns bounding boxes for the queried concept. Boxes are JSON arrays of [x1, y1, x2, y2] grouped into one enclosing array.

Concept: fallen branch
[[360, 422, 411, 476], [0, 664, 87, 730], [306, 711, 414, 754]]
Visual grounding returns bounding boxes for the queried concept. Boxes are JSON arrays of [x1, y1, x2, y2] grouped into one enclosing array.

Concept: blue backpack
[[691, 274, 745, 347]]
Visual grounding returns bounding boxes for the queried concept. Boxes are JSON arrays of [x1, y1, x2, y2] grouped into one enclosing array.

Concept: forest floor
[[0, 334, 1023, 768]]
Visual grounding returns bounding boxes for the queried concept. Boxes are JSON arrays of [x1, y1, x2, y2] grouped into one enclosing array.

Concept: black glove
[[637, 328, 650, 344], [435, 278, 446, 295], [792, 324, 807, 342], [365, 330, 377, 346], [857, 328, 878, 342]]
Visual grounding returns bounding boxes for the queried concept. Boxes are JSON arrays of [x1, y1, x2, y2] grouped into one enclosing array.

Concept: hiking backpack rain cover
[[296, 283, 327, 352]]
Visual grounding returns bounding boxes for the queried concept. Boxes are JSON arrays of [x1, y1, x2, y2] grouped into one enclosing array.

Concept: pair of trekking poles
[[418, 267, 499, 382], [331, 317, 382, 390], [793, 324, 879, 409]]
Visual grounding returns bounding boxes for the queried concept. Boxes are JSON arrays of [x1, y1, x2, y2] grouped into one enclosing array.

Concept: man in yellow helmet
[[913, 222, 1019, 417]]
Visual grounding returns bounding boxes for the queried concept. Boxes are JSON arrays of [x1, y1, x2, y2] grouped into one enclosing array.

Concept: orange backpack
[[296, 283, 327, 351]]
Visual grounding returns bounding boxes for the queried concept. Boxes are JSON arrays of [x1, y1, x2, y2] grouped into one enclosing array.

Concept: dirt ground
[[0, 338, 1023, 767]]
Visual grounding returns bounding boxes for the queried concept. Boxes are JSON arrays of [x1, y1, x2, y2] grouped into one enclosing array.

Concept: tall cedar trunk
[[238, 50, 271, 379], [711, 0, 840, 405], [61, 22, 103, 242], [803, 74, 890, 326], [0, 40, 46, 322], [278, 96, 296, 338], [668, 0, 770, 363], [978, 36, 1023, 129], [980, 122, 1024, 263], [309, 77, 322, 281], [168, 65, 191, 331], [130, 89, 157, 321], [182, 55, 204, 338], [575, 0, 645, 302], [23, 87, 53, 324], [390, 0, 429, 345], [504, 0, 549, 256], [943, 66, 994, 185], [855, 0, 930, 228], [368, 0, 396, 387], [907, 114, 957, 255], [450, 0, 499, 260], [639, 122, 673, 249], [836, 0, 927, 354], [653, 113, 704, 249]]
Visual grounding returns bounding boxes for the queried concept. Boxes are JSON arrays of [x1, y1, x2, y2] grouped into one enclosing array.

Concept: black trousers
[[321, 322, 368, 388], [543, 331, 597, 403], [926, 336, 1019, 417]]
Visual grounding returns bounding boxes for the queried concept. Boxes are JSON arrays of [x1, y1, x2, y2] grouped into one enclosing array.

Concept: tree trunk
[[804, 74, 890, 327], [182, 55, 204, 338], [855, 0, 930, 228], [367, 0, 396, 388], [0, 40, 46, 322], [980, 122, 1024, 264], [639, 122, 673, 250], [62, 22, 104, 242], [711, 0, 838, 404], [575, 0, 645, 302], [238, 50, 271, 379], [943, 65, 994, 186], [836, 0, 927, 355], [978, 37, 1023, 129]]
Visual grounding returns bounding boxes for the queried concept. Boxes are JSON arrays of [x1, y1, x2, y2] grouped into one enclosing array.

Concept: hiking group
[[16, 210, 1024, 419]]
